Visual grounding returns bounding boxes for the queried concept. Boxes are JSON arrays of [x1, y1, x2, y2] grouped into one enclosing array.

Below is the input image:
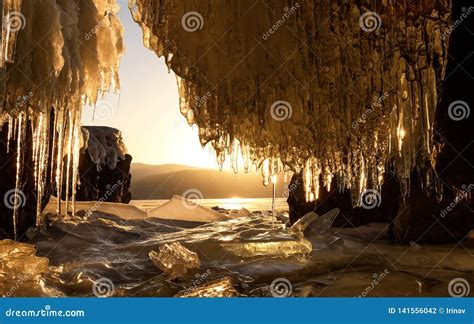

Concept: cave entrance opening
[[81, 7, 216, 170], [78, 6, 282, 219]]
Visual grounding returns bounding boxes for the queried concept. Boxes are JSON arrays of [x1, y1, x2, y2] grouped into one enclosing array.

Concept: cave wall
[[392, 0, 474, 242]]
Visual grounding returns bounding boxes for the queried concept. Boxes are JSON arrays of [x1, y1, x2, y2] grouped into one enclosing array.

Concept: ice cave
[[0, 0, 472, 297]]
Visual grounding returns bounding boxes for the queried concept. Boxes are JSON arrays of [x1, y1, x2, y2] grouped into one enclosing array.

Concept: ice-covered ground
[[1, 200, 473, 297]]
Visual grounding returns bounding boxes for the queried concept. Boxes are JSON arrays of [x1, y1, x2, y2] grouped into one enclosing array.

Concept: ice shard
[[149, 242, 201, 280], [290, 208, 340, 236], [221, 238, 312, 258], [0, 239, 49, 275]]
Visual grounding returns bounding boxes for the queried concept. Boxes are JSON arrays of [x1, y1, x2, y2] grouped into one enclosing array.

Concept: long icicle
[[12, 112, 24, 241], [55, 108, 65, 215], [64, 109, 74, 216]]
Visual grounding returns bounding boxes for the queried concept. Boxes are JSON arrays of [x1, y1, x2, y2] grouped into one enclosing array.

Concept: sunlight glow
[[80, 9, 219, 169]]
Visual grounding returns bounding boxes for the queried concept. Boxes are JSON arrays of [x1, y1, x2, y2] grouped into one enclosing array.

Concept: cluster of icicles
[[0, 0, 124, 239], [131, 0, 452, 203]]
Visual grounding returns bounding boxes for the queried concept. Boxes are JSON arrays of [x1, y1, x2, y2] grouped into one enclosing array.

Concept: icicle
[[230, 139, 239, 174], [64, 109, 74, 215], [6, 114, 13, 153], [55, 108, 65, 216], [12, 111, 25, 241], [35, 110, 50, 227], [261, 159, 270, 186], [271, 174, 277, 228], [1, 0, 24, 66], [70, 107, 82, 216]]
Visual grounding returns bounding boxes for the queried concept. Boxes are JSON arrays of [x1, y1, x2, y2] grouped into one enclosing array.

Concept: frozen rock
[[82, 126, 128, 171], [73, 126, 132, 204], [149, 242, 200, 279], [175, 277, 239, 297]]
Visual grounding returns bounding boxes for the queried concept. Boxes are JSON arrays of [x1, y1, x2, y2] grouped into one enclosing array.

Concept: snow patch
[[82, 126, 128, 171]]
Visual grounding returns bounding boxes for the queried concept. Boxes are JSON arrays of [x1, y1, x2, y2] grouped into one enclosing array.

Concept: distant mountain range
[[130, 163, 286, 199]]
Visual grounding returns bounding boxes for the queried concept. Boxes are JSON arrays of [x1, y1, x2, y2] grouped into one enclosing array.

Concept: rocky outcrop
[[74, 126, 132, 204], [287, 173, 399, 229], [288, 169, 472, 243], [392, 175, 473, 243], [0, 123, 132, 240]]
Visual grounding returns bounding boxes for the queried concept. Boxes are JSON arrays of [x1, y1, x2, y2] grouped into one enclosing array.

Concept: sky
[[81, 6, 218, 169]]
